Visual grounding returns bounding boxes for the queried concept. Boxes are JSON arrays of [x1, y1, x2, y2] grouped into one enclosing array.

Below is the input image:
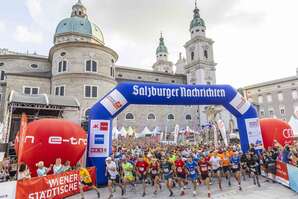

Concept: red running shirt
[[199, 160, 209, 174], [136, 161, 149, 174], [175, 159, 185, 173]]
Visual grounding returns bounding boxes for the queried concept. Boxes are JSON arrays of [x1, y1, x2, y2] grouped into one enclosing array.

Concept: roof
[[243, 75, 298, 90], [190, 7, 205, 29], [9, 91, 80, 108], [7, 71, 51, 78]]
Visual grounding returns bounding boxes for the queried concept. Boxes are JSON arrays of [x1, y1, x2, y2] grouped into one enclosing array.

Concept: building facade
[[242, 69, 298, 135], [0, 1, 227, 138]]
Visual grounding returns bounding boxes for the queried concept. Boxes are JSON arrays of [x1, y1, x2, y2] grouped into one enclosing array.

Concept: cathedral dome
[[54, 0, 104, 45], [156, 34, 168, 54], [190, 4, 205, 30]]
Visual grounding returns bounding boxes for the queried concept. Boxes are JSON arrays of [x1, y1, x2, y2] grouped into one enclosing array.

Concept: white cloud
[[26, 0, 42, 18], [14, 25, 43, 43]]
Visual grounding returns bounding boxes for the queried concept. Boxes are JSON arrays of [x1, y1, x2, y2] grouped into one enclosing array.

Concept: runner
[[160, 155, 174, 197], [105, 157, 124, 199], [121, 156, 135, 195], [199, 154, 211, 198], [230, 152, 242, 191], [209, 151, 223, 190], [135, 155, 149, 197], [76, 163, 100, 199], [247, 153, 261, 187], [149, 158, 161, 195], [185, 156, 199, 196], [174, 154, 187, 196], [240, 152, 249, 181], [220, 150, 232, 186]]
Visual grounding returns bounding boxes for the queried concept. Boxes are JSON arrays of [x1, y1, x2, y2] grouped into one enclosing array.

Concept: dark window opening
[[204, 50, 208, 59], [191, 52, 194, 61], [168, 114, 175, 120], [30, 64, 38, 68]]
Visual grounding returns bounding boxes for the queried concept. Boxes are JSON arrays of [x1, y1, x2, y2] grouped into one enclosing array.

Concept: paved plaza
[[69, 177, 297, 199]]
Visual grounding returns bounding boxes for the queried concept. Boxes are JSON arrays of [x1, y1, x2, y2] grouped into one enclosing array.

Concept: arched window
[[86, 60, 97, 72], [125, 113, 134, 120], [168, 114, 175, 120], [147, 113, 156, 120], [110, 67, 114, 77], [85, 109, 91, 121], [185, 114, 192, 120], [191, 52, 194, 61], [58, 60, 67, 72], [204, 50, 208, 59]]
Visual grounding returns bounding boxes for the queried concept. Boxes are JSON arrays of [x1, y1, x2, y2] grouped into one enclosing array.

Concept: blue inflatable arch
[[87, 82, 263, 185]]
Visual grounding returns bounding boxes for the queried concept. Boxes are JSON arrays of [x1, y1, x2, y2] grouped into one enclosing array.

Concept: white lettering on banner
[[132, 85, 226, 99], [89, 120, 110, 157], [100, 89, 127, 115], [0, 181, 16, 199], [229, 93, 250, 115], [16, 135, 87, 146], [282, 129, 294, 139], [245, 118, 264, 150]]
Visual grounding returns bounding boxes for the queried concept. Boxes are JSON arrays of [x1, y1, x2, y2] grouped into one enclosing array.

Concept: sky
[[1, 0, 298, 88]]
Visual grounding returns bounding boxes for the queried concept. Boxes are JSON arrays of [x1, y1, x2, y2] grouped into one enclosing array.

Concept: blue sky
[[1, 0, 298, 87]]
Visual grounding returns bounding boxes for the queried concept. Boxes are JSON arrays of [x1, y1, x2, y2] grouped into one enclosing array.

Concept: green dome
[[156, 36, 168, 54], [190, 17, 205, 29], [55, 16, 104, 44]]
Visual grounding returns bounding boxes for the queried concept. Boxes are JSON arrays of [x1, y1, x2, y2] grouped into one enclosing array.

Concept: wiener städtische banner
[[275, 161, 289, 186], [16, 167, 96, 199]]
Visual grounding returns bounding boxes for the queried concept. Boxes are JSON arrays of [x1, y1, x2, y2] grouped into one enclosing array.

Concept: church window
[[168, 114, 175, 120], [280, 106, 285, 115], [155, 78, 159, 81], [196, 29, 200, 32], [86, 60, 97, 72], [0, 63, 4, 66], [204, 50, 208, 59], [171, 80, 175, 83], [0, 93, 2, 102], [202, 29, 205, 32], [125, 113, 134, 120], [185, 115, 192, 120], [147, 113, 156, 120], [191, 31, 194, 34], [79, 11, 82, 15], [30, 64, 38, 68], [118, 74, 123, 77], [60, 52, 66, 56], [84, 85, 98, 98], [138, 76, 142, 79], [55, 85, 65, 96], [58, 60, 67, 72], [110, 67, 114, 77], [0, 71, 5, 81], [191, 52, 194, 61]]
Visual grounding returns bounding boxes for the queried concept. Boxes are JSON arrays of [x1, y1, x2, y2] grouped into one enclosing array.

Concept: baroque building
[[0, 1, 225, 141]]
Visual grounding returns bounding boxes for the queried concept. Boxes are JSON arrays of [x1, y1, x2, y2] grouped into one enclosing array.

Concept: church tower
[[184, 2, 216, 85], [184, 2, 217, 126], [152, 33, 174, 74]]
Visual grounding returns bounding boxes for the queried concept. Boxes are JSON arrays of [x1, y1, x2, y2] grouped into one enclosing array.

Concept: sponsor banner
[[217, 119, 228, 146], [89, 120, 110, 157], [245, 118, 264, 150], [275, 161, 289, 186], [100, 89, 127, 115], [287, 164, 298, 192], [16, 167, 96, 199], [229, 93, 250, 115], [0, 181, 16, 199]]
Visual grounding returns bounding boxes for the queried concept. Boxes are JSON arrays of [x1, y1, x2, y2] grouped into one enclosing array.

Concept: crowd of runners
[[104, 143, 274, 198]]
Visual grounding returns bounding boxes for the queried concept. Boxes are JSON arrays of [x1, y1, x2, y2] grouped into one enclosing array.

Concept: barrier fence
[[0, 167, 96, 199]]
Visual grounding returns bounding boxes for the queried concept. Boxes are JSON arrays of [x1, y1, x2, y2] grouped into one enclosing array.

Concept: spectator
[[0, 162, 9, 182], [63, 160, 72, 172], [36, 161, 52, 177], [282, 145, 291, 164], [53, 158, 64, 174], [18, 163, 31, 180]]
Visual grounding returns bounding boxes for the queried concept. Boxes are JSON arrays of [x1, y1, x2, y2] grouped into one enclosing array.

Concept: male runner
[[174, 154, 187, 196], [105, 157, 124, 199], [230, 152, 242, 191], [209, 151, 223, 190], [185, 156, 199, 196], [160, 155, 174, 197], [135, 155, 149, 197], [199, 154, 211, 198]]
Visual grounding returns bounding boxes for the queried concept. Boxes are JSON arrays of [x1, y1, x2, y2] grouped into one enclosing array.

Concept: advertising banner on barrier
[[287, 164, 298, 192], [89, 120, 110, 158], [245, 118, 264, 150], [16, 167, 96, 199], [0, 181, 16, 199], [275, 161, 289, 186]]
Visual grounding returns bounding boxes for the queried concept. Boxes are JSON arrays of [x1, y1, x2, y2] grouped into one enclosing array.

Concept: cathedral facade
[[0, 1, 222, 138]]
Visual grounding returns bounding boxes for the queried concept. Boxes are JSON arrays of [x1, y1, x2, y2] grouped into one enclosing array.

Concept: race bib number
[[164, 168, 169, 173], [111, 174, 117, 179], [201, 167, 207, 172], [152, 170, 157, 174], [190, 170, 196, 175], [139, 167, 144, 172], [232, 164, 238, 169], [177, 167, 183, 173]]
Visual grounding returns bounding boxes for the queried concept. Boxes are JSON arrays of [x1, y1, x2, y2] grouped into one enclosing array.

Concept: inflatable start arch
[[87, 82, 264, 185]]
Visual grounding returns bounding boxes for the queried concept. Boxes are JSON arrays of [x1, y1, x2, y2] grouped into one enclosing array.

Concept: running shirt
[[150, 162, 159, 175], [175, 159, 185, 174], [106, 161, 118, 179], [185, 161, 198, 176], [220, 153, 230, 167], [209, 156, 221, 170], [160, 161, 172, 174], [230, 156, 240, 169], [198, 160, 209, 174], [136, 161, 149, 174], [122, 162, 134, 177]]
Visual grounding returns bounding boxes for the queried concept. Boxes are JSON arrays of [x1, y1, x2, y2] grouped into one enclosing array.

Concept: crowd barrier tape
[[16, 167, 96, 199], [0, 181, 16, 199], [262, 161, 298, 193]]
